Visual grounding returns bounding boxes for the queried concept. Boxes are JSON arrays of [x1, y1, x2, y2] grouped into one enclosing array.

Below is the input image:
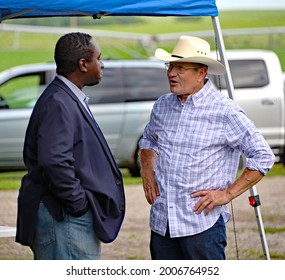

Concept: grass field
[[1, 163, 285, 191], [0, 168, 143, 190], [0, 10, 285, 71]]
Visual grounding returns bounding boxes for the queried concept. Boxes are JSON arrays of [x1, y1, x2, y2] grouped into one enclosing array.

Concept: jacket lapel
[[53, 78, 121, 178]]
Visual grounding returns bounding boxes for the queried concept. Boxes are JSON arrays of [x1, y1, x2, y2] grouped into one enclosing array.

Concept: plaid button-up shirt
[[139, 79, 275, 238]]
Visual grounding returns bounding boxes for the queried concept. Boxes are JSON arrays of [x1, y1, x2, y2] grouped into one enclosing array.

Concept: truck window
[[124, 67, 169, 102], [84, 67, 126, 104], [0, 73, 46, 109], [209, 59, 269, 89]]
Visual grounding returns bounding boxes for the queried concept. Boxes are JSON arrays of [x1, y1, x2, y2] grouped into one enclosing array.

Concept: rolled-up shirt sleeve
[[139, 121, 159, 154], [243, 128, 275, 175], [225, 105, 275, 175]]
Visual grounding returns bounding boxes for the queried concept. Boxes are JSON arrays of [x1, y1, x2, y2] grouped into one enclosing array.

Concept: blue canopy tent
[[0, 0, 270, 260], [0, 1, 218, 19]]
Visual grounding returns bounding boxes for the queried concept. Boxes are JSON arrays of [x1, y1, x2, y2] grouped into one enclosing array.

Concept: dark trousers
[[150, 215, 227, 260]]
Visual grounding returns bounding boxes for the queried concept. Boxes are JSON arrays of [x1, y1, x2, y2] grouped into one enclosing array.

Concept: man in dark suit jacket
[[16, 32, 125, 260]]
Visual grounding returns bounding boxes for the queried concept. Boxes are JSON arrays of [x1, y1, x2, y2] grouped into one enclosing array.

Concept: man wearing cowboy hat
[[139, 36, 275, 260]]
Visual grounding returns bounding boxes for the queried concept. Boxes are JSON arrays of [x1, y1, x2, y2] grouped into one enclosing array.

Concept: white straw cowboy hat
[[155, 35, 226, 75]]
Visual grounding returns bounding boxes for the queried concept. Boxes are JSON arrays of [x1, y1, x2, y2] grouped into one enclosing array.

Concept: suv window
[[0, 72, 47, 108], [209, 59, 269, 89], [84, 66, 169, 104], [84, 67, 125, 104], [124, 67, 169, 101]]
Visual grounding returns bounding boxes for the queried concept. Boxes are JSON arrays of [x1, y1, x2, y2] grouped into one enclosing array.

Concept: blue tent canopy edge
[[0, 0, 218, 22]]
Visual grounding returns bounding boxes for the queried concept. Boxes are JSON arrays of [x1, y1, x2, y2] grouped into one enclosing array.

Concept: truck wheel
[[129, 145, 141, 177]]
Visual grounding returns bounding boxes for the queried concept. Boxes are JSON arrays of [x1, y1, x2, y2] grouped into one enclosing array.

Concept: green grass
[[266, 163, 285, 177], [0, 49, 54, 71], [120, 169, 142, 185], [1, 10, 285, 70], [0, 171, 25, 190], [218, 10, 285, 29], [268, 252, 285, 260], [7, 10, 285, 33], [0, 163, 283, 191], [76, 11, 285, 34], [0, 169, 142, 191], [265, 227, 285, 234]]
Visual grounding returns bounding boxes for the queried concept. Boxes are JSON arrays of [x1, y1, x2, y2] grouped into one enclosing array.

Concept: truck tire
[[129, 144, 141, 177]]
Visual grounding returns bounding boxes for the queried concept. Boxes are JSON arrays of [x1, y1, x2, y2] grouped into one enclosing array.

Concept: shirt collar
[[186, 79, 211, 107], [57, 75, 87, 103]]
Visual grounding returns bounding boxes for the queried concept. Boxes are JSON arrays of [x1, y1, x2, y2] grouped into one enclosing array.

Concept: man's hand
[[141, 169, 160, 204], [139, 149, 159, 204], [192, 168, 264, 215], [192, 189, 231, 215]]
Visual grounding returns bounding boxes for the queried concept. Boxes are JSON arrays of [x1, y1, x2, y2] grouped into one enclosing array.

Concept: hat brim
[[155, 48, 225, 75]]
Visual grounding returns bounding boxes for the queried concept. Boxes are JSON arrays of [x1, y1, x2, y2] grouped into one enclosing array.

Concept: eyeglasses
[[165, 62, 201, 74]]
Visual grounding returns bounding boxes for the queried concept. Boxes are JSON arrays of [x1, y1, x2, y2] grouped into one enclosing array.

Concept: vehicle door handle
[[261, 98, 276, 105]]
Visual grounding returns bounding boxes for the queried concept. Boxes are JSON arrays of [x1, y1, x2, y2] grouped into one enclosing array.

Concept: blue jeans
[[31, 202, 100, 260], [150, 215, 227, 260]]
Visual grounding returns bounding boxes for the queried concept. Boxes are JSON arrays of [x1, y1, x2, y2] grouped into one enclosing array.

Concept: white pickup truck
[[0, 49, 284, 175], [209, 49, 285, 163]]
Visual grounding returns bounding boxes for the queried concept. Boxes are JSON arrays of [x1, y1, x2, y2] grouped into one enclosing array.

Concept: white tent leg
[[249, 185, 271, 259], [211, 16, 235, 100], [211, 16, 270, 260]]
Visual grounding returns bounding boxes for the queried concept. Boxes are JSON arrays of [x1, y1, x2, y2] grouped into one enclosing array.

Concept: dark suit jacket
[[16, 77, 125, 246]]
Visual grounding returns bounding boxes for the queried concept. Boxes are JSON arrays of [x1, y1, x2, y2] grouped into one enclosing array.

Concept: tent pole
[[211, 16, 270, 260], [211, 16, 235, 100], [248, 185, 271, 259]]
